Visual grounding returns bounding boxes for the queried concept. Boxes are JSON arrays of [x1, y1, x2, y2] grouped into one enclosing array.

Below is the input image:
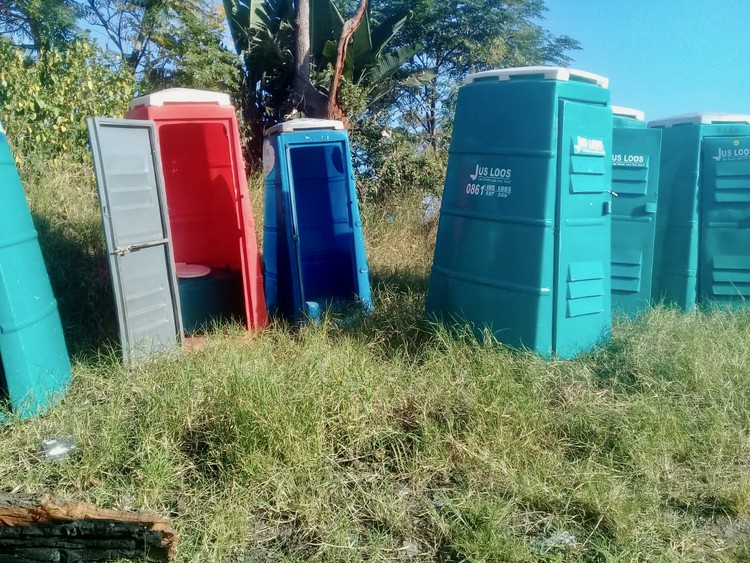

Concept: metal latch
[[113, 239, 167, 256]]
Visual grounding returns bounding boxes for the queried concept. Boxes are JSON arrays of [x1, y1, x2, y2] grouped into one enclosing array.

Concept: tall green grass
[[19, 155, 118, 353], [2, 157, 750, 561]]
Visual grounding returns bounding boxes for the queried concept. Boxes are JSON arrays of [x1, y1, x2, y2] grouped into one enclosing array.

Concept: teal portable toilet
[[426, 66, 613, 358], [0, 122, 71, 418], [263, 119, 372, 322], [610, 106, 662, 316], [649, 113, 750, 309]]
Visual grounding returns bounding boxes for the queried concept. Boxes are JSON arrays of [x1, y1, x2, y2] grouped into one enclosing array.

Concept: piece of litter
[[400, 539, 420, 557], [421, 194, 441, 224], [536, 530, 578, 551], [40, 436, 76, 462]]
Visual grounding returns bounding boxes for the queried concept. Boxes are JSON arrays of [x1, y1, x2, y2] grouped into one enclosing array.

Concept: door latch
[[113, 238, 167, 256]]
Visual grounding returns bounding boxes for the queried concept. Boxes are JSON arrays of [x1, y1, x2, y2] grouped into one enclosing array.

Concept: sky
[[542, 0, 750, 123]]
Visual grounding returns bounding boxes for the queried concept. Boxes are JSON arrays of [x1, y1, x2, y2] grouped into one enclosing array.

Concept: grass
[[2, 156, 750, 561]]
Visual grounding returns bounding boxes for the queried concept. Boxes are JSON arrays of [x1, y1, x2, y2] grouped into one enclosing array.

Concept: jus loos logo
[[612, 154, 645, 165], [469, 164, 511, 182], [713, 139, 750, 162]]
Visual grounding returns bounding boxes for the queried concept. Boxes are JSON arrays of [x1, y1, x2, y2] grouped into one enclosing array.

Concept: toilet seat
[[175, 262, 211, 279]]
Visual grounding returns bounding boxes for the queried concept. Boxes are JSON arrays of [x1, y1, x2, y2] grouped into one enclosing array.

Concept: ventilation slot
[[570, 152, 606, 194], [566, 261, 605, 317], [710, 255, 750, 297], [612, 250, 643, 293], [612, 159, 649, 195]]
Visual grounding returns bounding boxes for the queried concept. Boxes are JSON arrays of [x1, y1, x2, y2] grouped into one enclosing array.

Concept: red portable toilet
[[126, 88, 268, 331]]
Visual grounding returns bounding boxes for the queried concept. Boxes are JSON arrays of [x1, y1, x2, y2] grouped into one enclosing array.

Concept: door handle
[[644, 203, 657, 214]]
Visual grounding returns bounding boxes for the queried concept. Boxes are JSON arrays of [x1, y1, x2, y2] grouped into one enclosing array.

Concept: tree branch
[[84, 1, 123, 53], [326, 0, 368, 123]]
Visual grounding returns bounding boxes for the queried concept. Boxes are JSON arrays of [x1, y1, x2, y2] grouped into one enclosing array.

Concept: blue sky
[[543, 0, 750, 122]]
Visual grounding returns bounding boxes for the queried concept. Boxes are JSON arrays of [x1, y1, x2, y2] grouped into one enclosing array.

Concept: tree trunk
[[326, 0, 368, 125], [292, 0, 327, 117]]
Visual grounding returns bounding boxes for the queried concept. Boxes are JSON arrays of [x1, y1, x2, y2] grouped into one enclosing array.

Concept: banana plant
[[222, 0, 434, 129]]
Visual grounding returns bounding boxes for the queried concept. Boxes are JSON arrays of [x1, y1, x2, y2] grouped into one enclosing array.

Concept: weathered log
[[0, 492, 177, 562]]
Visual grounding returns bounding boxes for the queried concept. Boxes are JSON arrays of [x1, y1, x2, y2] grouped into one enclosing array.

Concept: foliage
[[137, 2, 241, 93], [223, 0, 431, 157], [0, 38, 134, 160], [312, 1, 428, 99], [80, 0, 239, 93], [223, 0, 297, 150], [0, 0, 80, 52], [375, 0, 581, 145], [80, 0, 169, 72], [352, 119, 448, 201]]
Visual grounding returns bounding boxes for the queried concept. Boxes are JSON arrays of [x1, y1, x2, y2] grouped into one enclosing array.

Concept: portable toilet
[[610, 106, 662, 316], [649, 112, 750, 309], [0, 122, 71, 417], [126, 88, 268, 331], [263, 119, 372, 322], [426, 66, 613, 358]]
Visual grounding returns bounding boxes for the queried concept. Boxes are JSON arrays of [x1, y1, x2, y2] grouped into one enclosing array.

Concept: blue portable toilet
[[263, 119, 372, 322], [426, 66, 613, 358], [649, 112, 750, 309]]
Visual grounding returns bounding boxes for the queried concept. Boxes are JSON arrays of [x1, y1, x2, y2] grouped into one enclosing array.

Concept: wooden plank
[[0, 492, 176, 561]]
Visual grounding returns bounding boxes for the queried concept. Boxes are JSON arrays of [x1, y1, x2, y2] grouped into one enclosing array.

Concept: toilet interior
[[158, 121, 246, 324], [288, 143, 358, 305]]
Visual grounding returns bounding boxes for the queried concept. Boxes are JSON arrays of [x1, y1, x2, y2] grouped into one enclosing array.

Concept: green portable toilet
[[649, 112, 750, 309], [610, 106, 662, 316], [0, 122, 71, 418], [426, 66, 613, 358]]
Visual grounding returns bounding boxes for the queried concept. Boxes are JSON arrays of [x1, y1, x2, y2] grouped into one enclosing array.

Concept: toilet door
[[554, 100, 612, 357], [88, 118, 183, 364], [700, 136, 750, 305], [610, 128, 661, 315]]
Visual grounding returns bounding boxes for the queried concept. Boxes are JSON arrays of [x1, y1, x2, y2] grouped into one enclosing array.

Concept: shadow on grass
[[268, 264, 441, 363], [338, 266, 440, 362], [32, 212, 119, 357]]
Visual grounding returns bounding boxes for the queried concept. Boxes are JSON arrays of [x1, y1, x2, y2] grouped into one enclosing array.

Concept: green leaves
[[366, 0, 581, 146], [222, 0, 252, 55], [0, 39, 135, 161], [0, 0, 81, 52], [310, 0, 345, 57], [222, 0, 423, 128]]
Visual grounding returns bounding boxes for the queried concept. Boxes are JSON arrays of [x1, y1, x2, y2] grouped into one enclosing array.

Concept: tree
[[0, 0, 80, 52], [223, 0, 430, 157], [80, 0, 166, 72], [323, 0, 367, 119], [291, 0, 327, 117], [374, 0, 580, 146], [80, 0, 239, 92]]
